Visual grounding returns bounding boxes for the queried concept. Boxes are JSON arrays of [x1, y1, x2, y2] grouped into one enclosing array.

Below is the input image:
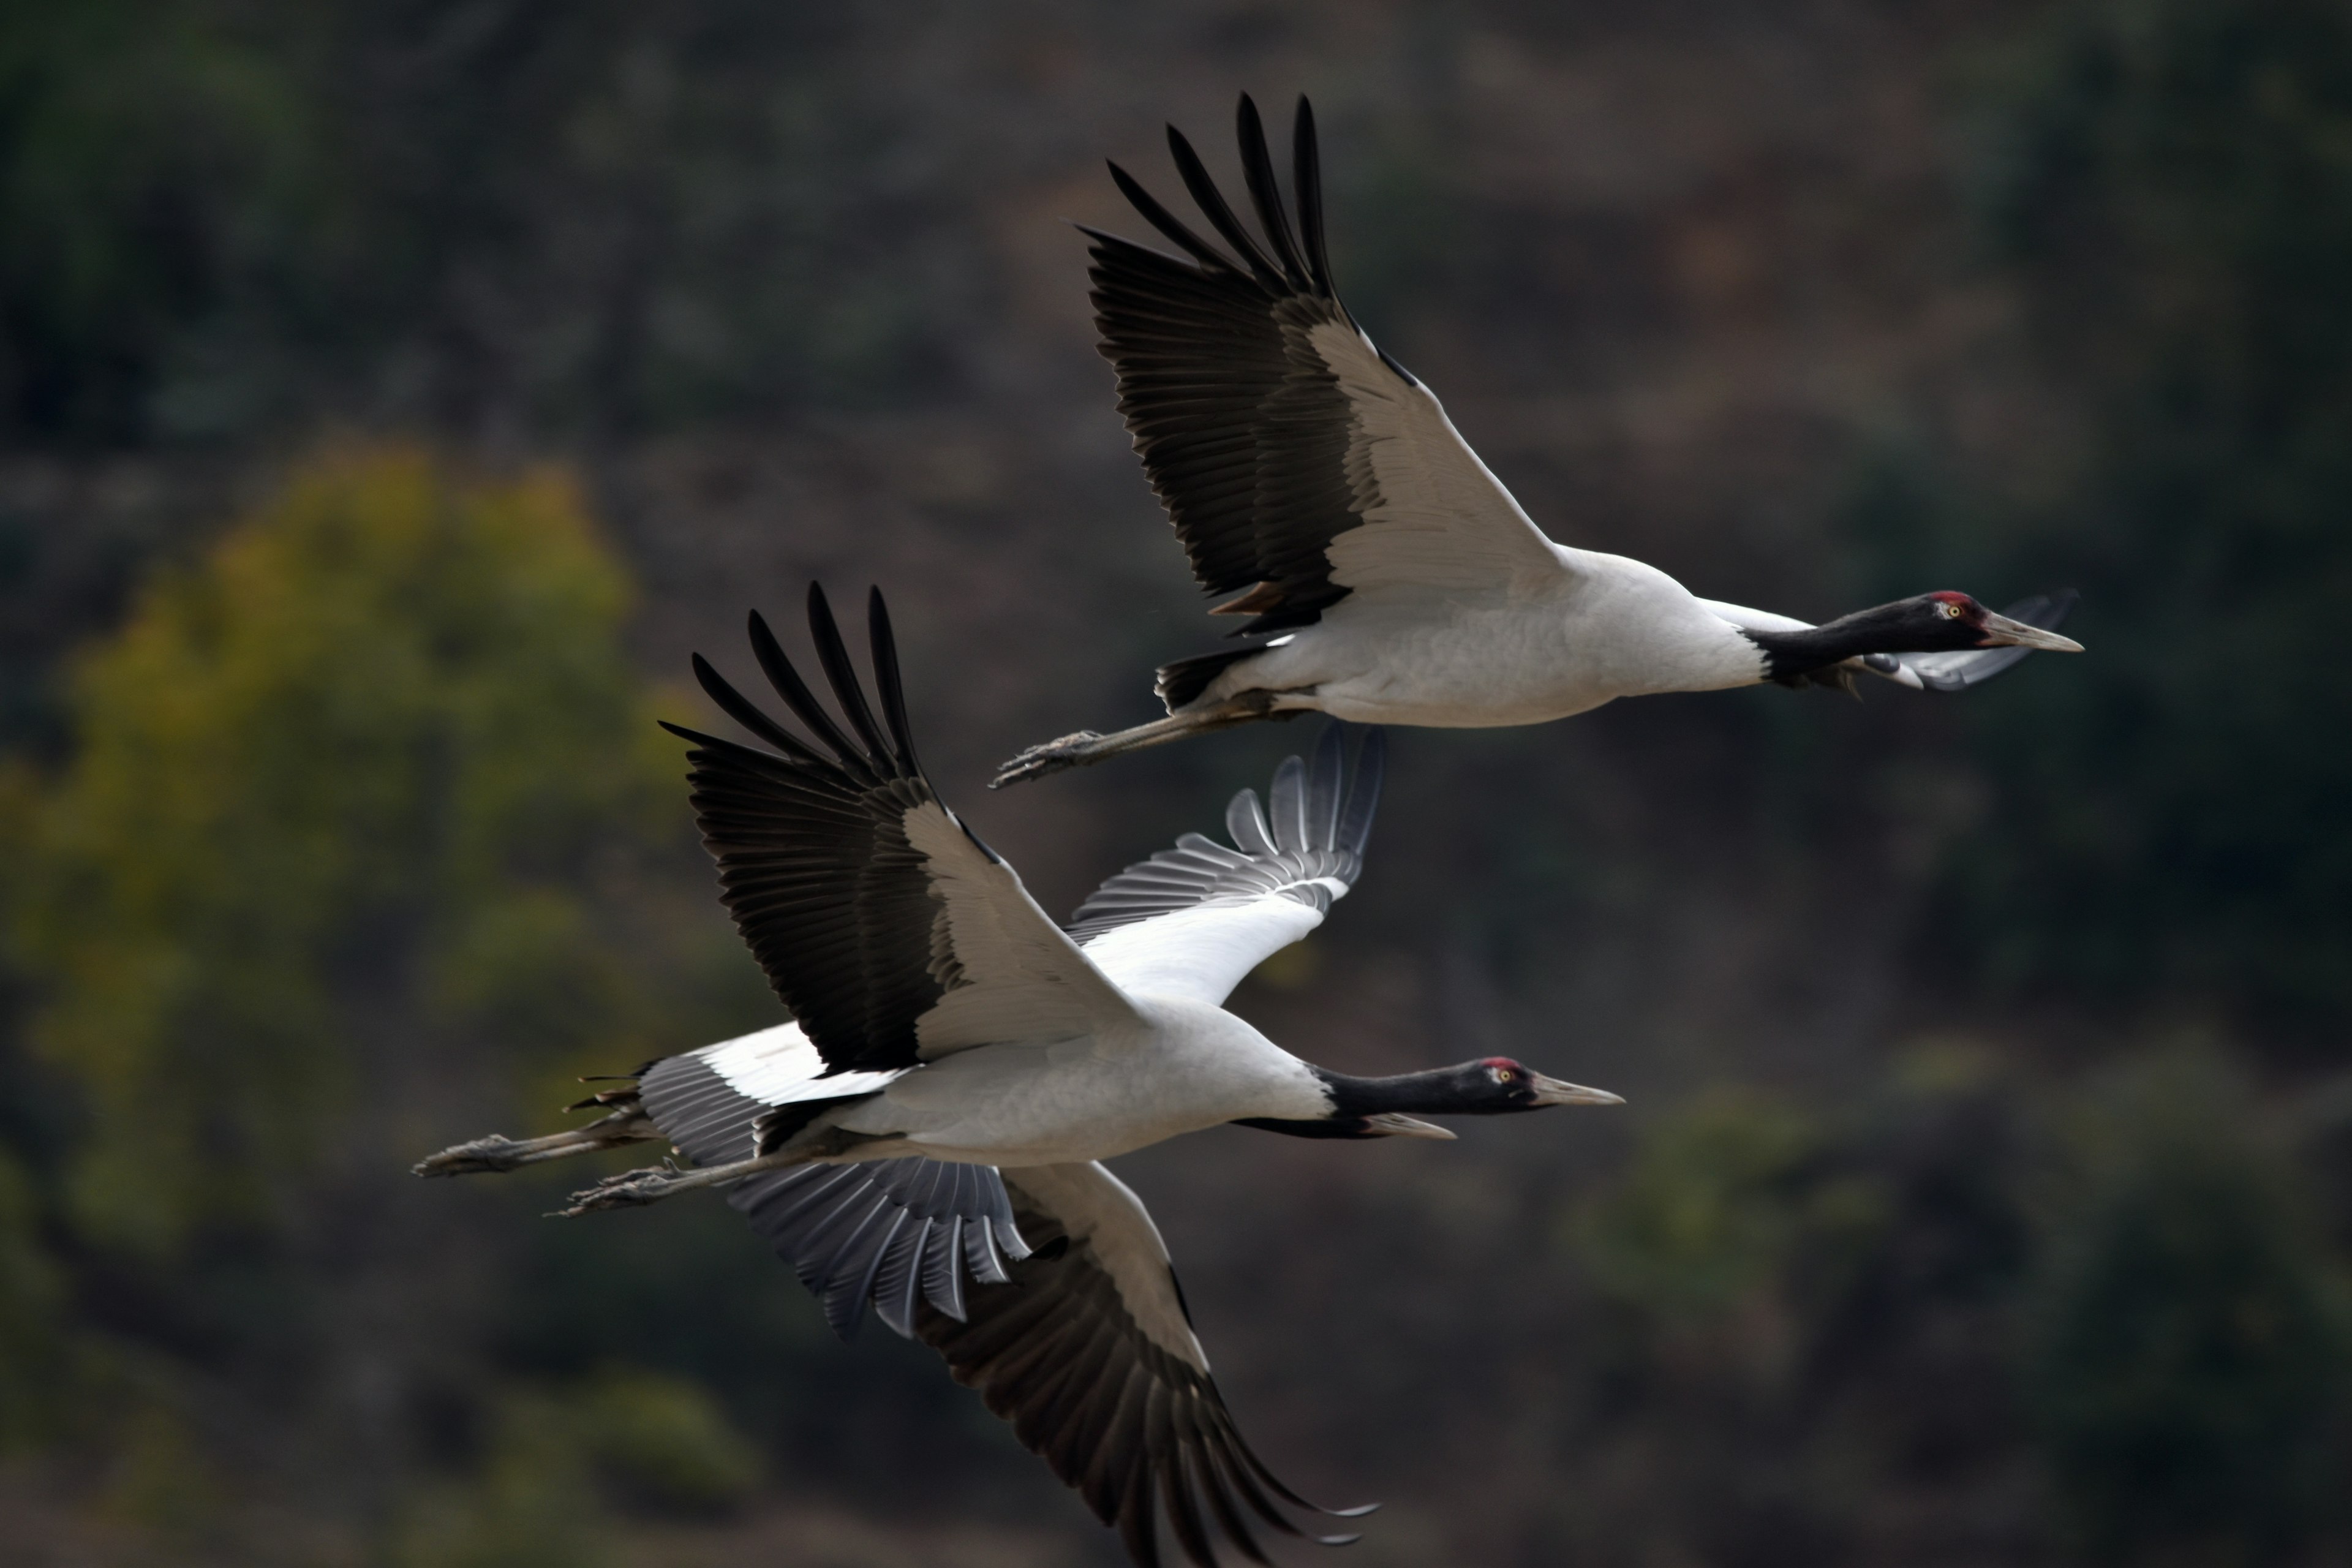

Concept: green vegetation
[[0, 450, 771, 1556], [15, 449, 676, 1253], [1569, 1047, 2352, 1564]]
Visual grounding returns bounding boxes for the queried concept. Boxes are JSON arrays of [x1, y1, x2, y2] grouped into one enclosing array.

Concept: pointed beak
[[1978, 610, 2083, 653], [1528, 1074, 1625, 1108], [1361, 1112, 1457, 1140]]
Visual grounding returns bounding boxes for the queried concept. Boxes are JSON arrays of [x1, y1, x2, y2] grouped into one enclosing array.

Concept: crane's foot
[[557, 1148, 796, 1215], [990, 697, 1287, 789], [560, 1164, 689, 1213], [990, 730, 1106, 788], [413, 1107, 658, 1177]]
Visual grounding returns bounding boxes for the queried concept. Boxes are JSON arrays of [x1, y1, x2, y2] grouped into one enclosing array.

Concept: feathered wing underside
[[1091, 94, 1564, 646], [1070, 726, 1384, 1008], [661, 585, 1140, 1076], [918, 1162, 1368, 1568], [638, 1029, 1032, 1341], [730, 1158, 1032, 1340], [638, 1024, 901, 1163]]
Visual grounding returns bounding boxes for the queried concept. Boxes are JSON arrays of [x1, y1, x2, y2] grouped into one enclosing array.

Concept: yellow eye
[[1494, 1068, 1515, 1082], [1942, 601, 1963, 619]]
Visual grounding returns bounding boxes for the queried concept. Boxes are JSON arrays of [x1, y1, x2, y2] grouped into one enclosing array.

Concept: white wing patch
[[900, 802, 1144, 1055], [1311, 320, 1570, 604], [695, 1022, 907, 1106], [1003, 1161, 1208, 1374], [1080, 895, 1329, 1008], [1065, 733, 1381, 1011]]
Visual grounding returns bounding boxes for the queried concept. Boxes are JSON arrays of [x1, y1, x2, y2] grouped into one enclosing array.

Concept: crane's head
[[1872, 592, 2084, 654], [1433, 1057, 1626, 1114], [1746, 590, 2084, 687], [1240, 1058, 1623, 1141], [1321, 1058, 1623, 1133]]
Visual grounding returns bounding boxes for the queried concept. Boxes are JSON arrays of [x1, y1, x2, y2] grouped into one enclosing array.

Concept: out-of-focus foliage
[[2027, 1050, 2352, 1564], [396, 1369, 758, 1568], [0, 1, 966, 449], [0, 2, 330, 442], [0, 0, 2345, 1563], [13, 449, 675, 1253], [1930, 0, 2352, 1019], [0, 1150, 67, 1448], [1564, 1050, 2352, 1564], [0, 449, 791, 1561], [1580, 1089, 1887, 1335]]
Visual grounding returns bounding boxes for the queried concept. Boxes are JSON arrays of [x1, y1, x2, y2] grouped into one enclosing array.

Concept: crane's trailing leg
[[412, 1102, 658, 1177], [559, 1148, 807, 1215], [991, 691, 1286, 788]]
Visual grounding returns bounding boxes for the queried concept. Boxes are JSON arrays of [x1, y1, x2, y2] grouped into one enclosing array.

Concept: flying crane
[[993, 96, 2079, 787], [418, 585, 1623, 1566]]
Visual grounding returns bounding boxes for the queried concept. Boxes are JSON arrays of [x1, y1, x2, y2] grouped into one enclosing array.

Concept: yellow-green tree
[[12, 448, 684, 1256]]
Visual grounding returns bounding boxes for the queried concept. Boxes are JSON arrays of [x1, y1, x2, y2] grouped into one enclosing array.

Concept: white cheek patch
[[695, 1022, 907, 1105]]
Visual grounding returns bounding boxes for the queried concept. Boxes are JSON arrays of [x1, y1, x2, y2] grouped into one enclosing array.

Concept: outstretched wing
[[1092, 94, 1566, 640], [663, 585, 1140, 1077], [919, 1162, 1370, 1567], [635, 1027, 1034, 1343], [1070, 725, 1383, 1007]]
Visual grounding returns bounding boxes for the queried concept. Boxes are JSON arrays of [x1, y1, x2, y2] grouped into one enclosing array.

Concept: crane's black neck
[[1743, 595, 1981, 685], [1234, 1063, 1518, 1139]]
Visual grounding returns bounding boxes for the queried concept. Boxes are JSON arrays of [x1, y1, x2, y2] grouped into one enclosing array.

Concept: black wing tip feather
[[1290, 96, 1334, 298], [1164, 120, 1289, 292], [862, 585, 922, 775], [1234, 94, 1311, 289], [1102, 93, 1336, 306], [678, 583, 927, 789], [918, 1207, 1364, 1568], [1094, 94, 1373, 645], [1109, 159, 1241, 276], [801, 582, 897, 768]]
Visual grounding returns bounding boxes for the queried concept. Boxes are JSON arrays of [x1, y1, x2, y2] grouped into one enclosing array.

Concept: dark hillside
[[3, 2, 2347, 1563]]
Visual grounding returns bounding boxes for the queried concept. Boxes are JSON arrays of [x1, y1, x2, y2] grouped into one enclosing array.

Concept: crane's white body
[[837, 998, 1326, 1166], [1224, 549, 1789, 726], [690, 899, 1339, 1169]]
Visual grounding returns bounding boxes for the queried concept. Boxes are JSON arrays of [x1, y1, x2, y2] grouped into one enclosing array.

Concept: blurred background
[[3, 1, 2349, 1563]]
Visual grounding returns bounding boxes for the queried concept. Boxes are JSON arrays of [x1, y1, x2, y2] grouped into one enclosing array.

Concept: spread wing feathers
[[1090, 93, 1564, 643], [1898, 590, 2079, 692], [637, 1031, 1029, 1340], [729, 1158, 1032, 1340], [918, 1163, 1371, 1568], [1070, 726, 1384, 1008], [660, 584, 1140, 1076]]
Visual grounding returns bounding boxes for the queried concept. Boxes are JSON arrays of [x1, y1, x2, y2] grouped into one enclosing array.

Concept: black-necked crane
[[416, 584, 1621, 1567], [992, 96, 2081, 788]]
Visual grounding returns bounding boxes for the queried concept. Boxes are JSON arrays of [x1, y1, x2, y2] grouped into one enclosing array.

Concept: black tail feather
[[1156, 645, 1265, 711]]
